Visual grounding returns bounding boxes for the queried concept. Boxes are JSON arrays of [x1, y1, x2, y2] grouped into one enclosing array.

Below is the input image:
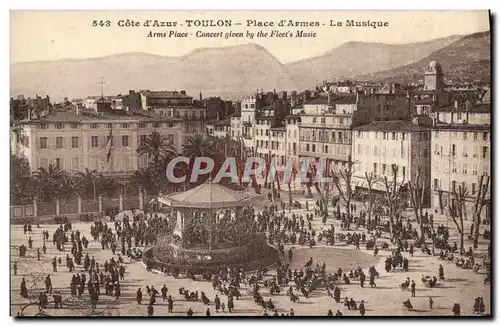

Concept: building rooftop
[[19, 109, 182, 124], [433, 124, 491, 131], [140, 90, 192, 99], [213, 118, 231, 126], [353, 120, 430, 132], [158, 182, 260, 209], [434, 103, 490, 114]]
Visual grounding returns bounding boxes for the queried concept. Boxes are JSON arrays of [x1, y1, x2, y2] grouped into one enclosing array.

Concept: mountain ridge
[[10, 32, 490, 100]]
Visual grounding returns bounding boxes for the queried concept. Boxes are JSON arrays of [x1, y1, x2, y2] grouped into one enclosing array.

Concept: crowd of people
[[11, 184, 490, 316]]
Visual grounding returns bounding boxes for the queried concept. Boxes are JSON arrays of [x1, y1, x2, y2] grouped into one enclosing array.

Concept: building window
[[122, 135, 129, 147], [56, 137, 63, 149], [71, 123, 78, 129], [71, 157, 80, 171], [91, 136, 99, 148], [122, 123, 129, 128], [55, 123, 63, 129], [72, 137, 79, 148], [40, 137, 47, 149], [91, 124, 99, 129], [40, 124, 47, 129]]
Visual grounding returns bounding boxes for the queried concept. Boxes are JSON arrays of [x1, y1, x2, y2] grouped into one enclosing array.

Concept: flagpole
[[208, 171, 212, 251]]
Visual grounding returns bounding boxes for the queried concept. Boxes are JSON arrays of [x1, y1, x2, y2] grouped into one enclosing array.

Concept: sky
[[10, 10, 490, 64]]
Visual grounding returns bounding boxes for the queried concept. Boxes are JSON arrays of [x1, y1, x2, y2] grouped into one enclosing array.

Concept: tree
[[449, 184, 467, 251], [32, 164, 67, 202], [183, 133, 214, 160], [76, 168, 103, 199], [472, 175, 490, 249], [407, 168, 427, 246], [10, 155, 34, 205], [333, 155, 356, 221], [365, 172, 376, 228], [137, 130, 177, 164], [382, 164, 406, 236]]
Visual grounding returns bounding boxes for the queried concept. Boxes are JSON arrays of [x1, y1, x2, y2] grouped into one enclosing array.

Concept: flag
[[105, 127, 113, 163]]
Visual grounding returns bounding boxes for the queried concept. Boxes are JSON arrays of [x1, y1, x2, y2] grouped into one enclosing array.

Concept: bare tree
[[333, 155, 356, 221], [472, 175, 490, 249], [449, 185, 467, 251], [407, 168, 427, 246], [382, 164, 406, 236]]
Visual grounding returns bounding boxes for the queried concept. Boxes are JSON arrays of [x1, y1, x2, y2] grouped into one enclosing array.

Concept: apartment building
[[14, 110, 183, 176], [352, 120, 432, 205]]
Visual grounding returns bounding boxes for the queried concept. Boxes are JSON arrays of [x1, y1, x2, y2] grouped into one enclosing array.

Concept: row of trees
[[325, 157, 489, 250], [10, 131, 247, 205], [10, 156, 128, 205]]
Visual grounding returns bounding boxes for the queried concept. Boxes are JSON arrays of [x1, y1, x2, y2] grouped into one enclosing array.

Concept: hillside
[[285, 35, 463, 89], [358, 31, 491, 84], [10, 44, 298, 100]]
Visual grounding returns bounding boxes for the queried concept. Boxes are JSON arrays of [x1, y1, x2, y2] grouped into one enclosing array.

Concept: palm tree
[[137, 130, 177, 164], [183, 133, 215, 159], [76, 168, 103, 199], [32, 164, 66, 202]]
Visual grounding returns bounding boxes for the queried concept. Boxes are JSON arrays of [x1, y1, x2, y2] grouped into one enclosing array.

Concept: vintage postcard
[[10, 10, 491, 317]]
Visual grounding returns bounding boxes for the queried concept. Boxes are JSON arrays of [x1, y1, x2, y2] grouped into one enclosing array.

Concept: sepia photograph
[[9, 9, 492, 317]]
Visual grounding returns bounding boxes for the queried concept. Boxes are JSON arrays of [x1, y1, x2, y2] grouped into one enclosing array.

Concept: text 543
[[92, 20, 112, 27]]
